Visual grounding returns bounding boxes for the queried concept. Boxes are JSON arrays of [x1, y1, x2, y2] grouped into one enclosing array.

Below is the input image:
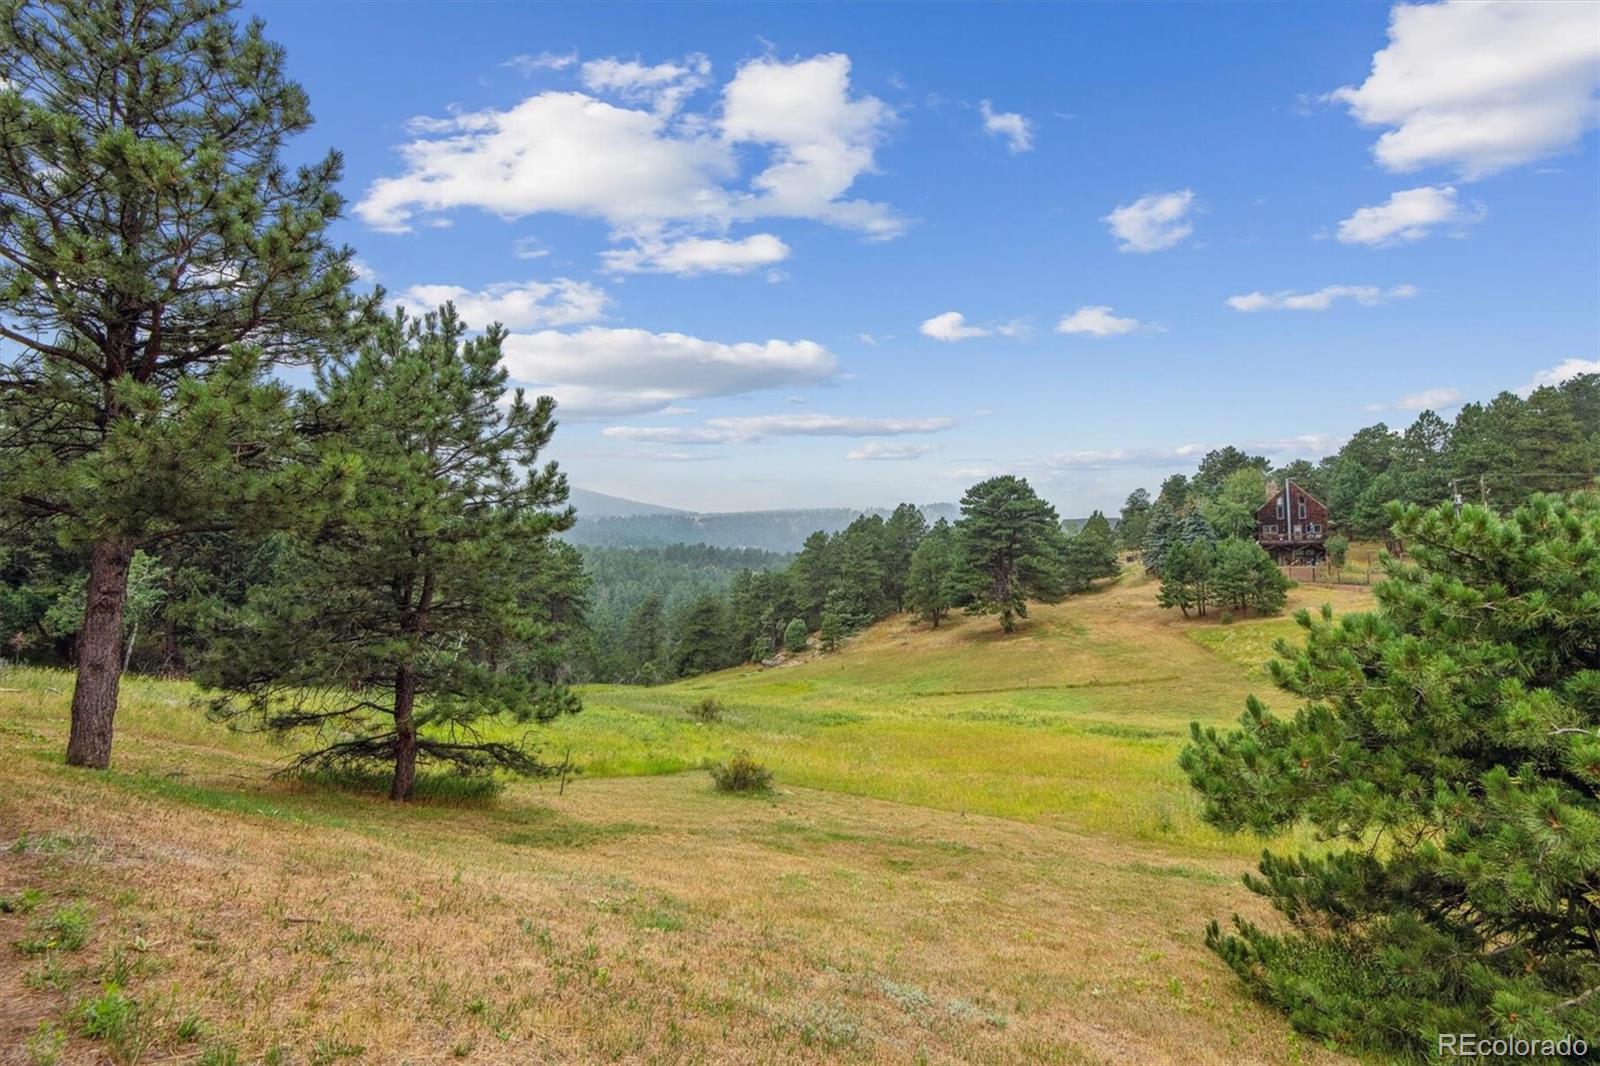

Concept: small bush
[[17, 902, 91, 955], [687, 696, 723, 723], [782, 617, 808, 653], [1326, 534, 1349, 569], [709, 752, 773, 794]]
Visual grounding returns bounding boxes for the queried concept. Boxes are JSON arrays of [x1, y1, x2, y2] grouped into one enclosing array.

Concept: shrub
[[709, 752, 772, 794], [782, 617, 808, 653], [1325, 534, 1349, 568], [687, 696, 723, 723]]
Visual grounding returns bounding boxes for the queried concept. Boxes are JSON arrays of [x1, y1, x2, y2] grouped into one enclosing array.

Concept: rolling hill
[[0, 571, 1374, 1063]]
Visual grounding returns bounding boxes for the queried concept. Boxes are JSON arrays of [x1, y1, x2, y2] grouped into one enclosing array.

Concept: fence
[[1281, 565, 1374, 586]]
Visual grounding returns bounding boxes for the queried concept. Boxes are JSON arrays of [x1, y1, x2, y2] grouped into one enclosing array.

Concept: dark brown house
[[1255, 480, 1328, 564]]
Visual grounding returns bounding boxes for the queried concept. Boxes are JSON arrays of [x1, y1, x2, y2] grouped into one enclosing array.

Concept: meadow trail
[[0, 574, 1371, 1064]]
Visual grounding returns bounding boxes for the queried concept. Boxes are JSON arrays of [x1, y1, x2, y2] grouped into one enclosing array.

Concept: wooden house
[[1255, 480, 1328, 564]]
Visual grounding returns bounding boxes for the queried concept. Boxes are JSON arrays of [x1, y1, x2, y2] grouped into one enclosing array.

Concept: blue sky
[[249, 0, 1600, 514]]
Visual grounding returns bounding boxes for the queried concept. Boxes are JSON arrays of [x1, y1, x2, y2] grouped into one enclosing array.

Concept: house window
[[1297, 499, 1307, 519], [1307, 522, 1320, 534], [1264, 524, 1278, 534], [1276, 500, 1284, 518]]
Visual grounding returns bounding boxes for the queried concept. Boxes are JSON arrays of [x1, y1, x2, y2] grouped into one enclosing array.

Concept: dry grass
[[0, 572, 1374, 1064]]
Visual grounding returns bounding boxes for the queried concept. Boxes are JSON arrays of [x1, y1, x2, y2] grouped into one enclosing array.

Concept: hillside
[[0, 573, 1373, 1063], [566, 487, 687, 519]]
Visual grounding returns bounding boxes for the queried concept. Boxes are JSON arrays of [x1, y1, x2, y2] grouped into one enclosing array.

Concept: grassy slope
[[0, 574, 1376, 1065]]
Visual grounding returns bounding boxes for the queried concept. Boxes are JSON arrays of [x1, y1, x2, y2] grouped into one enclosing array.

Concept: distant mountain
[[567, 487, 688, 519], [564, 503, 960, 553]]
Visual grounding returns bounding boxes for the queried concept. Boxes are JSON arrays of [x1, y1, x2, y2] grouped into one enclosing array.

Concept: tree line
[[573, 479, 1122, 682], [1118, 373, 1600, 553]]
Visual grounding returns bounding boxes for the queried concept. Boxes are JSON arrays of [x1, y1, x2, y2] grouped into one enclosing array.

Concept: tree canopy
[[1181, 492, 1600, 1055]]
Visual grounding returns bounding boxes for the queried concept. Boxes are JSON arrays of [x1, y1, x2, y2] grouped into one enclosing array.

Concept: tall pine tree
[[0, 0, 359, 767], [953, 476, 1068, 632], [201, 306, 576, 800], [1181, 493, 1600, 1055]]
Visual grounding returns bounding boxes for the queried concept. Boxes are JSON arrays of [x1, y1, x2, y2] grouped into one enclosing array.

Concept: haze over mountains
[[566, 487, 960, 552]]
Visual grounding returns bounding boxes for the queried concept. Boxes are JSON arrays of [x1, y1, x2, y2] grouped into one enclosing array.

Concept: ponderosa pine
[[0, 0, 359, 768], [1181, 493, 1600, 1056], [201, 306, 577, 800]]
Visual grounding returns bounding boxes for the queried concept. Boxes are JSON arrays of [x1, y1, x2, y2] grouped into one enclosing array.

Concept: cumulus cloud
[[357, 53, 902, 254], [721, 53, 901, 237], [601, 233, 790, 276], [1329, 0, 1600, 178], [1519, 357, 1600, 396], [1336, 185, 1484, 245], [920, 311, 990, 342], [500, 327, 837, 417], [848, 442, 937, 461], [979, 100, 1034, 153], [1055, 306, 1143, 337], [1364, 386, 1465, 412], [1227, 283, 1418, 312], [603, 413, 954, 446], [503, 51, 577, 74], [580, 54, 711, 116], [1103, 190, 1196, 252], [395, 278, 608, 329]]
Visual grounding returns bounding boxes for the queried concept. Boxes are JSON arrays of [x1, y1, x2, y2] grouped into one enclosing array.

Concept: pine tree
[[1119, 488, 1152, 550], [671, 594, 731, 678], [1156, 539, 1214, 618], [953, 476, 1068, 632], [881, 503, 929, 611], [782, 617, 808, 654], [1180, 493, 1600, 1057], [1063, 510, 1120, 592], [906, 518, 957, 626], [1141, 500, 1179, 575], [200, 306, 576, 801], [0, 0, 360, 768], [1208, 538, 1288, 618]]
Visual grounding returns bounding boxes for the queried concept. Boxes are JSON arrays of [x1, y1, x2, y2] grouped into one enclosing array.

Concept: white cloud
[[1519, 357, 1600, 396], [580, 54, 711, 116], [1227, 283, 1418, 312], [504, 51, 577, 75], [1364, 386, 1465, 412], [500, 327, 837, 416], [1103, 190, 1196, 253], [1055, 306, 1142, 337], [603, 413, 954, 446], [511, 237, 550, 260], [920, 311, 989, 342], [720, 53, 901, 237], [979, 100, 1034, 153], [601, 233, 790, 276], [1336, 185, 1484, 245], [848, 442, 937, 461], [707, 413, 955, 438], [600, 426, 742, 445], [349, 258, 378, 283], [1329, 0, 1600, 179], [396, 278, 608, 329], [357, 53, 902, 252]]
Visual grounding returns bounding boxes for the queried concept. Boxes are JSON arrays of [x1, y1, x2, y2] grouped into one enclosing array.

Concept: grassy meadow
[[1, 572, 1378, 1064]]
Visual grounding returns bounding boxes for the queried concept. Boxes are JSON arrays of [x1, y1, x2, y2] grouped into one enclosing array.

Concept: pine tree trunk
[[66, 536, 134, 769], [390, 665, 418, 801]]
